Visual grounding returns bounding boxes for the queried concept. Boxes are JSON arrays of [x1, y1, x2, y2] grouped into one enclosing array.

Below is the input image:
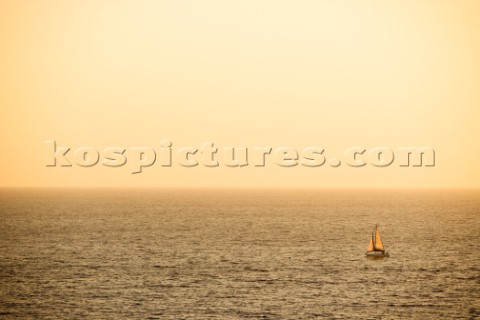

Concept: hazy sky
[[1, 1, 479, 188]]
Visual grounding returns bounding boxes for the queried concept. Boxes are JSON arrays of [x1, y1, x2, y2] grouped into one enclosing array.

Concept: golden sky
[[1, 1, 479, 188]]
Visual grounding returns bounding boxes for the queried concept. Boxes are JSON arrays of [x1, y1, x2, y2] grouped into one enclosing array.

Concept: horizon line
[[0, 186, 479, 191]]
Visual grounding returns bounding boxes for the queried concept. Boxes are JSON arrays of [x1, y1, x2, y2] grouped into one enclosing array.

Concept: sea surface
[[0, 188, 479, 319]]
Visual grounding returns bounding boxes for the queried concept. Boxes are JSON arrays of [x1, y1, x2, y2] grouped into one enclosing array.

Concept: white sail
[[366, 225, 388, 257], [367, 225, 385, 252], [374, 226, 384, 251], [367, 237, 374, 251]]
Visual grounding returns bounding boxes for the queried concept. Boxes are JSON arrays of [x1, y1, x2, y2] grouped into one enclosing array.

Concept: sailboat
[[366, 225, 389, 257]]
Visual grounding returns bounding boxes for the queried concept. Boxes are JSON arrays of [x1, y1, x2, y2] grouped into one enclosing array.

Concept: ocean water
[[0, 188, 479, 320]]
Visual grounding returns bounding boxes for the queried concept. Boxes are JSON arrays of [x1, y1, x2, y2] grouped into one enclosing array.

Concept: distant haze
[[1, 1, 479, 188]]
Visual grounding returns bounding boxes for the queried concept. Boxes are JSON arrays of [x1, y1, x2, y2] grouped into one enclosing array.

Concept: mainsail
[[368, 225, 385, 252], [374, 226, 384, 251]]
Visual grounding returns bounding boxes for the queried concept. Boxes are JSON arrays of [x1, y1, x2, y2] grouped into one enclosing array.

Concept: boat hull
[[366, 251, 389, 258]]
